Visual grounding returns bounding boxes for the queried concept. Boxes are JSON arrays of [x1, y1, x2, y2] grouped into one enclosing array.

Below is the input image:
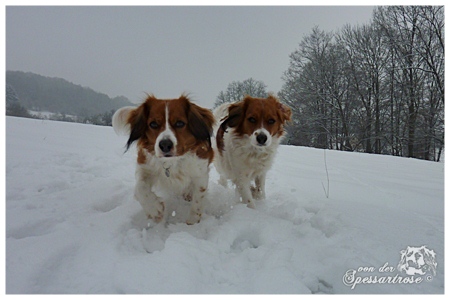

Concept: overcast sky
[[6, 6, 374, 108]]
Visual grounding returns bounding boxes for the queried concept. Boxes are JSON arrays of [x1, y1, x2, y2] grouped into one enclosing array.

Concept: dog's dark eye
[[149, 121, 159, 129], [175, 121, 185, 128], [268, 119, 276, 125], [248, 117, 257, 123]]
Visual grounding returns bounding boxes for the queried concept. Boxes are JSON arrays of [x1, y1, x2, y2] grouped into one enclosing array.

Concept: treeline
[[279, 6, 444, 161], [6, 70, 133, 125]]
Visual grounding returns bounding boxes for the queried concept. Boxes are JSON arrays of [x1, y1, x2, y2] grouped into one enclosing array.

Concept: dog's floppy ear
[[397, 249, 407, 272], [186, 98, 215, 145], [112, 106, 135, 136], [226, 100, 245, 128], [125, 101, 151, 151], [216, 101, 245, 153], [268, 94, 292, 124], [278, 102, 292, 123]]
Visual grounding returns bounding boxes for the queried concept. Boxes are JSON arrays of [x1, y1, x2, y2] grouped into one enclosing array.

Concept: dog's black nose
[[159, 139, 173, 153], [256, 133, 267, 145]]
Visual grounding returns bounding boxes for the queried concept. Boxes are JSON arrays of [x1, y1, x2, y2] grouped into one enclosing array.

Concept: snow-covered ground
[[5, 116, 444, 294]]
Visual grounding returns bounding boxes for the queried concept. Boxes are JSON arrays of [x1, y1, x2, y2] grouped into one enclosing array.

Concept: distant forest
[[6, 71, 133, 125], [279, 6, 444, 161]]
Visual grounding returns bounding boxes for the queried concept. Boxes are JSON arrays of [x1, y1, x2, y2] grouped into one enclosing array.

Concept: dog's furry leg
[[135, 168, 165, 223], [252, 174, 266, 200], [235, 177, 255, 208], [186, 177, 208, 225]]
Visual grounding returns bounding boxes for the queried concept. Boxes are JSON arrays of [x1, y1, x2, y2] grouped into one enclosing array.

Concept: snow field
[[5, 117, 444, 294]]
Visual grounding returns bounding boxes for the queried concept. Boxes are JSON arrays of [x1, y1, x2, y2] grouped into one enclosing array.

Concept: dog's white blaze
[[155, 102, 177, 157]]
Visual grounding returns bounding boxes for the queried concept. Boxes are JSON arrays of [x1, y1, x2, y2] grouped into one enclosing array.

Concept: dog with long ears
[[213, 95, 291, 208], [112, 94, 215, 225]]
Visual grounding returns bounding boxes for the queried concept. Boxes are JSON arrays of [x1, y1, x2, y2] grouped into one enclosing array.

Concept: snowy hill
[[5, 116, 444, 294], [6, 71, 133, 117]]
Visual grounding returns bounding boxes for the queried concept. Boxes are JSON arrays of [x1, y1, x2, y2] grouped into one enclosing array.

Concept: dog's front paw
[[246, 199, 256, 209], [250, 185, 264, 200], [146, 201, 165, 223], [183, 193, 192, 202], [186, 210, 202, 225]]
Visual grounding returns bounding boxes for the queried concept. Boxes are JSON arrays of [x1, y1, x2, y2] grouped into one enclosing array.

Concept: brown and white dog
[[112, 95, 215, 225], [214, 95, 291, 208]]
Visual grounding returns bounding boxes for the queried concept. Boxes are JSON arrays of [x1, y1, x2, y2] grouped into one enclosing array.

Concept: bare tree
[[339, 22, 389, 154], [374, 6, 444, 160], [280, 27, 336, 149], [214, 78, 268, 108]]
